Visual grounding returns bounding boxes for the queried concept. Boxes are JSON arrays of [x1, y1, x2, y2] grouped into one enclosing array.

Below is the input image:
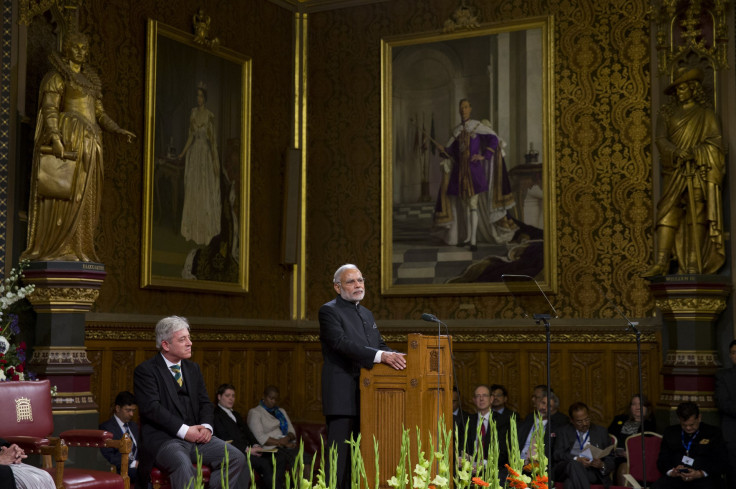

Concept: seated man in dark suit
[[452, 387, 471, 451], [553, 401, 614, 488], [99, 390, 140, 484], [213, 384, 278, 489], [464, 384, 511, 479], [134, 316, 246, 489], [653, 401, 724, 489], [518, 389, 566, 467]]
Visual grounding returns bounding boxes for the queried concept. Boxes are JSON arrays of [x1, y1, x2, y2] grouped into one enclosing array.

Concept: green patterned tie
[[170, 364, 182, 387]]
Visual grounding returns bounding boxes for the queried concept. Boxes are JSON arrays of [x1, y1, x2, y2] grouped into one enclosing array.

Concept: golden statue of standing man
[[22, 31, 135, 262], [643, 67, 725, 277]]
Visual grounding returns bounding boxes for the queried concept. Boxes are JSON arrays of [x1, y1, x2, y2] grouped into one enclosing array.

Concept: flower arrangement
[[0, 259, 35, 381], [183, 409, 551, 489]]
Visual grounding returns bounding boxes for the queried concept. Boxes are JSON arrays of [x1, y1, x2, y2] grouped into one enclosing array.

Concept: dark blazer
[[0, 438, 16, 489], [656, 421, 724, 488], [133, 354, 214, 486], [213, 405, 259, 453], [464, 411, 511, 467], [99, 415, 140, 481], [319, 295, 391, 417], [553, 422, 615, 484], [517, 411, 567, 459]]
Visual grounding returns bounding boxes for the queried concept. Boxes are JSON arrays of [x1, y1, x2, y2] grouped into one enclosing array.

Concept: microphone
[[421, 313, 439, 322]]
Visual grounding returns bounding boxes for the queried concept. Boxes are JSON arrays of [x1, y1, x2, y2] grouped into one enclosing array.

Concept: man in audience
[[654, 401, 724, 488], [465, 384, 510, 473], [99, 390, 140, 484], [553, 401, 614, 488], [453, 387, 470, 448], [213, 384, 277, 489], [134, 316, 245, 489], [490, 384, 518, 421], [529, 384, 568, 427], [715, 339, 736, 487], [519, 389, 566, 464]]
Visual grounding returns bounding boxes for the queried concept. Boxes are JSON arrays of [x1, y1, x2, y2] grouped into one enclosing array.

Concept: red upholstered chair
[[622, 431, 662, 488], [0, 379, 131, 489], [150, 465, 212, 489]]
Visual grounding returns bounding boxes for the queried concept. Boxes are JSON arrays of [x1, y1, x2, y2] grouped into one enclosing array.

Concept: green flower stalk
[[506, 414, 523, 476], [387, 427, 411, 489], [530, 411, 548, 481]]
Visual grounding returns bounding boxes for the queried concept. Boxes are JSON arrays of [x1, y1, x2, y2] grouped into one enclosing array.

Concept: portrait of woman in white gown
[[178, 83, 222, 246]]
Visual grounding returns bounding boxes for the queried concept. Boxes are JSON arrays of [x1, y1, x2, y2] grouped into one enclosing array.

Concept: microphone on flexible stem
[[421, 312, 444, 446]]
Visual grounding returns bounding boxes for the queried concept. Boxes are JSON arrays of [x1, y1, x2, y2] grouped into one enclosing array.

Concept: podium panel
[[360, 334, 453, 488]]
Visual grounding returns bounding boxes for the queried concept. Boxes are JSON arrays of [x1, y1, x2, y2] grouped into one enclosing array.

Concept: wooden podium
[[360, 334, 453, 488]]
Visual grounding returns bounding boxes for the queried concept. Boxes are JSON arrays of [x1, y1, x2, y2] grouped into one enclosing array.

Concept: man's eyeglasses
[[338, 278, 366, 286], [474, 393, 490, 399]]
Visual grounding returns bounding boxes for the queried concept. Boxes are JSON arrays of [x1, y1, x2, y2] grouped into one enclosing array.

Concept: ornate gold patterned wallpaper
[[305, 0, 655, 321], [19, 0, 295, 319], [16, 0, 656, 324]]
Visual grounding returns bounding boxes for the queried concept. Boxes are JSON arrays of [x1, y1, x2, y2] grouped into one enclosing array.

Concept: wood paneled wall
[[87, 323, 661, 429]]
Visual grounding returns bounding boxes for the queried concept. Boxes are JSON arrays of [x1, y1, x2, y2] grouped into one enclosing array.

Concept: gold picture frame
[[381, 16, 556, 295], [141, 19, 251, 293]]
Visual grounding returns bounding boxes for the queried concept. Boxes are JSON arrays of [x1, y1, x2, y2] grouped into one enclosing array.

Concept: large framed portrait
[[381, 16, 556, 295], [141, 19, 251, 293]]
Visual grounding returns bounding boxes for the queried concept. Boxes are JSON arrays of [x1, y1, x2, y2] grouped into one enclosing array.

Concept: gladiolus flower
[[471, 477, 490, 487]]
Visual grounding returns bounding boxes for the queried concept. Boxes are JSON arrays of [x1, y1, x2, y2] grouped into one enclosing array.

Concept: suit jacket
[[99, 416, 140, 471], [517, 412, 567, 460], [656, 421, 724, 486], [553, 423, 615, 478], [464, 411, 511, 467], [715, 366, 736, 440], [214, 405, 259, 453], [133, 354, 214, 483], [319, 295, 391, 416]]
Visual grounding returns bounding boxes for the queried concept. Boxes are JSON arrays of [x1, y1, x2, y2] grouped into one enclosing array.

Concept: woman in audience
[[247, 385, 299, 486], [608, 394, 656, 485]]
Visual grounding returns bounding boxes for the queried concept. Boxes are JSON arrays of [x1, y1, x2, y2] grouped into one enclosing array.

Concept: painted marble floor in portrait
[[392, 202, 509, 284]]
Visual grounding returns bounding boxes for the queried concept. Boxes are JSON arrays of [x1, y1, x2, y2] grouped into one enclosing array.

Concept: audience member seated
[[525, 384, 569, 428], [490, 384, 519, 421], [0, 437, 55, 489], [99, 390, 140, 485], [519, 389, 566, 466], [247, 385, 298, 486], [653, 401, 724, 489], [607, 394, 656, 485], [452, 387, 471, 451], [464, 384, 511, 478], [133, 315, 246, 489], [213, 383, 279, 489], [553, 401, 615, 489]]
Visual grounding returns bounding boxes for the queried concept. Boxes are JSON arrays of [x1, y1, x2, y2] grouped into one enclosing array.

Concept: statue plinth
[[23, 261, 105, 416], [647, 274, 729, 423]]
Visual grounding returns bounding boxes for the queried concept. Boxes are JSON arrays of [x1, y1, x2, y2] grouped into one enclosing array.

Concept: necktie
[[480, 418, 487, 437], [170, 364, 183, 387], [123, 422, 137, 460]]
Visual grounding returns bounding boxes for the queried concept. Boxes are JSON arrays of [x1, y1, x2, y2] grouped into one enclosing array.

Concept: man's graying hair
[[155, 315, 190, 349], [333, 264, 359, 284]]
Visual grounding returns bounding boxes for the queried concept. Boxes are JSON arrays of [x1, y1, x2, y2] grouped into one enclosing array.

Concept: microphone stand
[[533, 312, 553, 484], [422, 313, 445, 460], [501, 274, 557, 484], [610, 303, 647, 486]]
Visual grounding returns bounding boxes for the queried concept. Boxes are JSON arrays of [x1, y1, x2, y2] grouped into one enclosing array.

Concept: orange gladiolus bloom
[[471, 477, 490, 487]]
